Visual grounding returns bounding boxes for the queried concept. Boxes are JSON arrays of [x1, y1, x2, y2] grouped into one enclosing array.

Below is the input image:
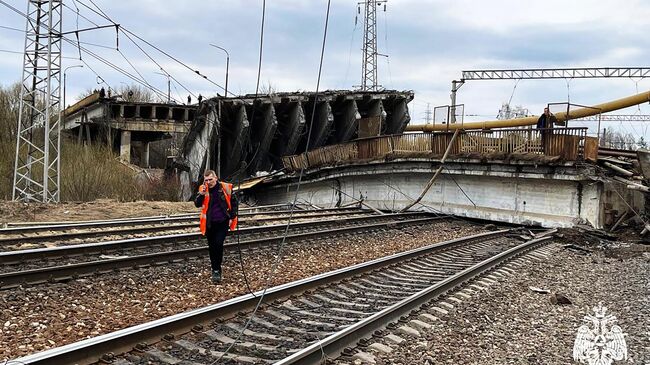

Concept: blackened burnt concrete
[[174, 90, 412, 200]]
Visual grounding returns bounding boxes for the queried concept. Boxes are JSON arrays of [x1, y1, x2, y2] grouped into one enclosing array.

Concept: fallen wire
[[211, 0, 332, 362]]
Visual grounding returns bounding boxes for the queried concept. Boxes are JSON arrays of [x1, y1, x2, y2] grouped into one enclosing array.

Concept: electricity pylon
[[359, 0, 386, 91], [13, 0, 63, 203]]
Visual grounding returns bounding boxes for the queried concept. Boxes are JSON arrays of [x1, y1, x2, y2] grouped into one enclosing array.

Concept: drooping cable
[[62, 37, 172, 101], [60, 1, 196, 99], [342, 6, 359, 88], [0, 25, 24, 32], [74, 0, 226, 96], [1, 1, 173, 102], [211, 1, 332, 363]]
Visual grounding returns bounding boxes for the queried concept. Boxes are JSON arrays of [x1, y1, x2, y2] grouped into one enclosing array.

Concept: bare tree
[[0, 83, 22, 199], [112, 84, 155, 102], [78, 83, 155, 103]]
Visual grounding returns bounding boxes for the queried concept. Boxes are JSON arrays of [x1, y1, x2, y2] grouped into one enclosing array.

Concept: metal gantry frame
[[359, 0, 386, 91], [12, 0, 63, 203], [450, 67, 650, 123]]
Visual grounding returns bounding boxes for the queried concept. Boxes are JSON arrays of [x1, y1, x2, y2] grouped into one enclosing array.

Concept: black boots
[[211, 270, 222, 284]]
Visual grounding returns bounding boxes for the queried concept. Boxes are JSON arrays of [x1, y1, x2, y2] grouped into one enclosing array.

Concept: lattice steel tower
[[359, 0, 386, 91], [12, 0, 63, 202]]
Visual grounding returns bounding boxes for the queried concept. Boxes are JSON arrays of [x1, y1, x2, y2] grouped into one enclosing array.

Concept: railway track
[[1, 203, 300, 228], [0, 212, 438, 289], [0, 207, 366, 249], [12, 229, 552, 365]]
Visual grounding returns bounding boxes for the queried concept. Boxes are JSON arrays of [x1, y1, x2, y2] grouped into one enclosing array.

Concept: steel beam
[[461, 67, 650, 81]]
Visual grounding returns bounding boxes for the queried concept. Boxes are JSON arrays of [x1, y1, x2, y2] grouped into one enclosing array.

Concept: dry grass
[[60, 143, 143, 202], [0, 82, 181, 202]]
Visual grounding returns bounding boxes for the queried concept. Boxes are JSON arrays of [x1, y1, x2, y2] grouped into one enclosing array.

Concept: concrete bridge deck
[[246, 130, 643, 229], [63, 92, 196, 167]]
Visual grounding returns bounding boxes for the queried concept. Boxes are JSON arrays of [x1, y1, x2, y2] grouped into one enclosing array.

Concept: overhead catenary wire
[[60, 1, 196, 99], [210, 0, 268, 362], [0, 24, 24, 32], [1, 1, 174, 103], [62, 37, 173, 101], [6, 0, 298, 196], [342, 6, 360, 88], [212, 0, 332, 363], [0, 49, 77, 60], [382, 7, 393, 88], [380, 180, 479, 225], [73, 0, 227, 96]]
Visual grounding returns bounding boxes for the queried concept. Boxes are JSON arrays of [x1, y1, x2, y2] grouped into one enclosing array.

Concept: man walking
[[194, 170, 238, 283]]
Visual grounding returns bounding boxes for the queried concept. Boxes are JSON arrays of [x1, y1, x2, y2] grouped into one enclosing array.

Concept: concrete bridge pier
[[359, 98, 387, 137], [271, 99, 306, 170], [142, 141, 150, 168], [120, 131, 131, 163], [333, 99, 361, 143], [385, 97, 411, 134], [247, 102, 278, 174], [178, 101, 219, 200], [306, 98, 335, 149], [221, 103, 251, 179]]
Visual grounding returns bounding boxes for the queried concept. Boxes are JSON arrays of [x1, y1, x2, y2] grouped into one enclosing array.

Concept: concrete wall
[[248, 160, 620, 228]]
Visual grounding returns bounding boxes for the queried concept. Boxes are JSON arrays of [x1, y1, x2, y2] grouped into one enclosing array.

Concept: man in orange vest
[[194, 169, 238, 284]]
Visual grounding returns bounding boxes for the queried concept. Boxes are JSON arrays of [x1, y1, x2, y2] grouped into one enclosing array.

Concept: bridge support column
[[120, 131, 131, 163], [142, 141, 150, 168]]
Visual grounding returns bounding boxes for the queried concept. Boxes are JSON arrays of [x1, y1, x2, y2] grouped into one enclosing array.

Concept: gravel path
[[357, 242, 650, 365], [0, 220, 486, 360]]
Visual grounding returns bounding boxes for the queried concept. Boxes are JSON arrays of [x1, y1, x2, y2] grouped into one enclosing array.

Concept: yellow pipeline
[[406, 90, 650, 131]]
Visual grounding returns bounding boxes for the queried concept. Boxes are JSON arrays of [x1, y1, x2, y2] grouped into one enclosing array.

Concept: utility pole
[[13, 0, 63, 203], [358, 0, 386, 91], [154, 71, 171, 103], [209, 43, 230, 177]]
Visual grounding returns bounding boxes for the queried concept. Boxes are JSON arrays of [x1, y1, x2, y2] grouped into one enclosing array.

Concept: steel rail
[[0, 207, 360, 235], [0, 212, 425, 263], [12, 229, 511, 365], [0, 209, 366, 246], [1, 203, 304, 227], [0, 215, 441, 289], [277, 233, 554, 364]]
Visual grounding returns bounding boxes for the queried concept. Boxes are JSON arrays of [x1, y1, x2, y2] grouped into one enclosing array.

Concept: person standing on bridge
[[195, 169, 238, 284], [536, 107, 557, 153]]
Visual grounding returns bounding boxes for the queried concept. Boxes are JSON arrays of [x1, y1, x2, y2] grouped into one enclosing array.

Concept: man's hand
[[198, 184, 207, 196]]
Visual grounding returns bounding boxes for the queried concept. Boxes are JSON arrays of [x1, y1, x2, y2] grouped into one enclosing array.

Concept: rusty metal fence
[[282, 127, 589, 171]]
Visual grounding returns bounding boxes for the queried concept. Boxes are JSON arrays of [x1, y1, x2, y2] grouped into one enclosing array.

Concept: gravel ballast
[[0, 220, 485, 360], [362, 243, 650, 365]]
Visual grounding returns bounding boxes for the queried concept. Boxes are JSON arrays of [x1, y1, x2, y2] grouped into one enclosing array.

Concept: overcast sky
[[2, 0, 650, 139]]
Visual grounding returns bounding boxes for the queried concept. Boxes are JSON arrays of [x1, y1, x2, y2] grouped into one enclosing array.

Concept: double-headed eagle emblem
[[573, 303, 627, 365]]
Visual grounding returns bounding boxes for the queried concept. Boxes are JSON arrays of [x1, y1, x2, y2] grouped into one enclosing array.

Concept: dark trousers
[[206, 220, 229, 272]]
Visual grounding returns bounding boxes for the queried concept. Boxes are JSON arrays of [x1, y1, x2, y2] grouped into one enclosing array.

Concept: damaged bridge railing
[[282, 127, 594, 172]]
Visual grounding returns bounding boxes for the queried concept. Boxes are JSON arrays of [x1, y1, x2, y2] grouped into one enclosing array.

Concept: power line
[[61, 37, 173, 101], [0, 25, 23, 32], [211, 0, 268, 362], [213, 0, 333, 363], [0, 0, 172, 102], [0, 49, 77, 59], [73, 0, 227, 96], [59, 1, 191, 100], [342, 6, 360, 88]]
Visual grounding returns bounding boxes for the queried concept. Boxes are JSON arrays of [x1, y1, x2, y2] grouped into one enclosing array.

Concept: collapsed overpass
[[176, 90, 413, 199]]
